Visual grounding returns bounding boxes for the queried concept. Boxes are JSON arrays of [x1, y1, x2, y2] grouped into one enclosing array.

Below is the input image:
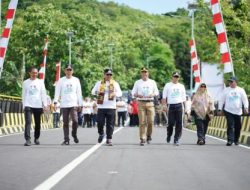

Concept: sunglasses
[[200, 86, 206, 88], [106, 74, 112, 76], [66, 69, 72, 71]]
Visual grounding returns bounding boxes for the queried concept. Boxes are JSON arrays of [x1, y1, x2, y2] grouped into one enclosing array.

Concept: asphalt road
[[0, 126, 250, 190]]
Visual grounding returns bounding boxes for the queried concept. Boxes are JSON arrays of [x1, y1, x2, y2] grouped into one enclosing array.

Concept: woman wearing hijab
[[191, 83, 215, 145]]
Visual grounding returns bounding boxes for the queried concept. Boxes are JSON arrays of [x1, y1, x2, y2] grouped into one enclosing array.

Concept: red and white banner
[[0, 0, 19, 78], [54, 61, 61, 86], [189, 38, 201, 83], [39, 36, 48, 81], [211, 0, 233, 73]]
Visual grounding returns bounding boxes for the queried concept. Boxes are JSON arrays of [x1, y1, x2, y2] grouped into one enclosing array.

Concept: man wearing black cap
[[54, 64, 83, 145], [162, 71, 186, 146], [91, 68, 122, 146], [218, 76, 248, 146], [132, 67, 159, 146]]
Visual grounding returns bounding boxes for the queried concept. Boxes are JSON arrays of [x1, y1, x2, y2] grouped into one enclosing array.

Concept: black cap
[[141, 67, 148, 72], [104, 68, 112, 75], [200, 83, 206, 87], [172, 71, 180, 77], [228, 76, 237, 82], [65, 64, 73, 70]]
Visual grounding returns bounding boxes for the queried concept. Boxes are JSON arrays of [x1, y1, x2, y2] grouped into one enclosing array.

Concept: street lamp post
[[108, 43, 114, 69], [67, 31, 74, 66], [188, 3, 198, 95]]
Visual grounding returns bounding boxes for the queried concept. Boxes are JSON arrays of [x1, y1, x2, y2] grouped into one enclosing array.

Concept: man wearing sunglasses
[[162, 71, 186, 146], [54, 64, 83, 145], [132, 67, 159, 146], [91, 68, 122, 146], [218, 76, 248, 146], [22, 67, 48, 146]]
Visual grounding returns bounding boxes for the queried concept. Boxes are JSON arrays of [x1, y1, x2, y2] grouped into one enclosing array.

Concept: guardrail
[[0, 95, 54, 133], [186, 116, 250, 146]]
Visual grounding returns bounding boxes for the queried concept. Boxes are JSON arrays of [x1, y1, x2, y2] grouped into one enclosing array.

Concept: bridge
[[0, 126, 250, 190], [1, 95, 250, 190]]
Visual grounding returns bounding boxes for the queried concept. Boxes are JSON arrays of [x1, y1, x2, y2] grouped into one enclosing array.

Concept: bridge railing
[[0, 95, 53, 134]]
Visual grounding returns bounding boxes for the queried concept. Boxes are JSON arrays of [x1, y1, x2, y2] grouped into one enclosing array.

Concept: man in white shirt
[[22, 67, 48, 146], [116, 97, 127, 127], [132, 67, 159, 146], [218, 76, 249, 146], [91, 68, 122, 146], [162, 71, 186, 146], [82, 97, 92, 128], [52, 99, 60, 128], [54, 64, 83, 145]]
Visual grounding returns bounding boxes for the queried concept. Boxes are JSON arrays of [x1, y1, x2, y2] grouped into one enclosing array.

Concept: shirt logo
[[29, 85, 38, 95], [170, 88, 180, 99], [64, 83, 73, 94]]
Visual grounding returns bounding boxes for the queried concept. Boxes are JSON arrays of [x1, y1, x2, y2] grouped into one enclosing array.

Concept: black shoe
[[140, 139, 146, 146], [98, 135, 104, 143], [24, 140, 31, 146], [61, 140, 70, 145], [174, 140, 180, 146], [166, 136, 171, 143], [226, 141, 232, 146], [106, 139, 113, 146], [73, 136, 79, 143], [234, 142, 239, 145], [34, 139, 40, 145], [198, 140, 204, 145], [146, 136, 152, 144]]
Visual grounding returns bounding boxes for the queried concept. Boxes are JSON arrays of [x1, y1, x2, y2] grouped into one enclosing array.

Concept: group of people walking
[[22, 65, 249, 147]]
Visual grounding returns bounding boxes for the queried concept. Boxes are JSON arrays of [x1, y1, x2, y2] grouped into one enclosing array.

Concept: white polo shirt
[[91, 80, 122, 109], [219, 86, 248, 115], [162, 82, 186, 104], [131, 79, 159, 100]]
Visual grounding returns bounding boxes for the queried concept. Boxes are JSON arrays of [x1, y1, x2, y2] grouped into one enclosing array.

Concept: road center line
[[34, 127, 124, 190]]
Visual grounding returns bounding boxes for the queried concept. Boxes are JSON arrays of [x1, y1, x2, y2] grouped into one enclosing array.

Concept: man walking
[[162, 71, 186, 146], [54, 64, 83, 145], [22, 67, 48, 146], [132, 67, 159, 146], [91, 68, 122, 146], [116, 97, 127, 127], [218, 76, 249, 146]]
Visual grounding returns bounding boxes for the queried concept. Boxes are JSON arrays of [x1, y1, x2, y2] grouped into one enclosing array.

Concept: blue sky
[[97, 0, 194, 14]]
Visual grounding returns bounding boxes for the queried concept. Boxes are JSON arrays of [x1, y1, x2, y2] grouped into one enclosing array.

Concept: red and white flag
[[39, 36, 48, 81], [0, 0, 19, 78], [211, 0, 233, 73], [54, 61, 61, 86], [189, 38, 201, 84]]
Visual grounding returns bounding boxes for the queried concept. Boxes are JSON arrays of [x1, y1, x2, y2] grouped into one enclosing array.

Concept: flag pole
[[217, 0, 235, 76]]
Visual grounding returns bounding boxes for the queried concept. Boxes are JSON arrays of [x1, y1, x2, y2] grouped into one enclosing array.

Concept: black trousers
[[24, 107, 43, 140], [224, 110, 242, 143], [118, 111, 126, 126], [167, 103, 184, 141], [83, 114, 91, 128], [53, 113, 60, 128], [195, 114, 210, 141], [97, 109, 115, 139]]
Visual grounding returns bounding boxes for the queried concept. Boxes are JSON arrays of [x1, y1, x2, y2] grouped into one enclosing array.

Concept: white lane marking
[[34, 127, 124, 190], [0, 128, 61, 138], [108, 171, 119, 174], [184, 128, 250, 150]]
